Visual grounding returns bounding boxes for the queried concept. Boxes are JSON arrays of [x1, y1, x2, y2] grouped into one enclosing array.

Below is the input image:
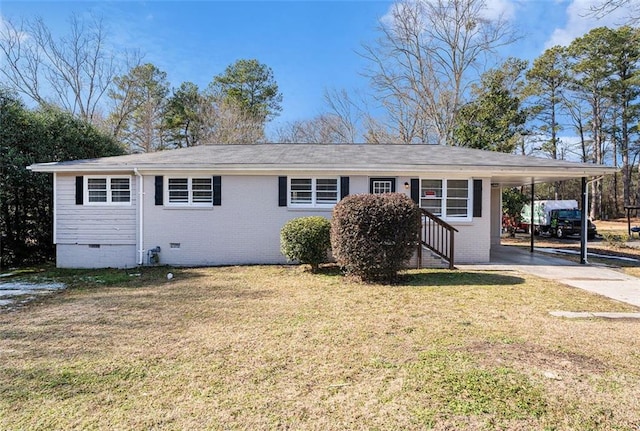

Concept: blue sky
[[0, 0, 635, 136]]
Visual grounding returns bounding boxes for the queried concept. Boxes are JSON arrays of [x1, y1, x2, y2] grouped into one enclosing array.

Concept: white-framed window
[[85, 176, 131, 205], [167, 177, 213, 205], [289, 177, 339, 207], [372, 181, 392, 194], [420, 179, 471, 220], [370, 177, 396, 194]]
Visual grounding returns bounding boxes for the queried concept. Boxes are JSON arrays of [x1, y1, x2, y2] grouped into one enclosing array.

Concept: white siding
[[57, 244, 137, 268], [55, 174, 137, 268]]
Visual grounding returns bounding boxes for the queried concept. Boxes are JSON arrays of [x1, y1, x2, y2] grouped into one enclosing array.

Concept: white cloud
[[0, 14, 30, 43], [380, 0, 517, 30], [546, 0, 634, 48], [480, 0, 517, 21]]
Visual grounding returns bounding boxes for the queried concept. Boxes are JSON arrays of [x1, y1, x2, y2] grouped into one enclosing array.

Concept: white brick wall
[[54, 173, 493, 268], [447, 178, 491, 264], [142, 175, 337, 266]]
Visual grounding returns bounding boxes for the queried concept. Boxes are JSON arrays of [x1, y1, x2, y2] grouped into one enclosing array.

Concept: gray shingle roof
[[29, 143, 618, 186]]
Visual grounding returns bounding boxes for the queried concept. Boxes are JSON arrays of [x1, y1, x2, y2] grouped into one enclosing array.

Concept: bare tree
[[274, 114, 355, 143], [323, 89, 363, 143], [201, 99, 265, 144], [362, 114, 401, 144], [0, 14, 123, 123], [589, 0, 640, 25], [107, 63, 169, 153], [361, 0, 517, 145]]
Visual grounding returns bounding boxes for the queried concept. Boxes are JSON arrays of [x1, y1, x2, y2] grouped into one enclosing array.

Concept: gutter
[[134, 168, 144, 265]]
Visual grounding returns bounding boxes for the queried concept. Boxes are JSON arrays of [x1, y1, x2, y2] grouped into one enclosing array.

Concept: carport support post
[[530, 181, 535, 253], [581, 177, 588, 264]]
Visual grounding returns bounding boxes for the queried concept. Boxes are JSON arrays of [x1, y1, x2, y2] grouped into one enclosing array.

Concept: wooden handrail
[[417, 209, 458, 270]]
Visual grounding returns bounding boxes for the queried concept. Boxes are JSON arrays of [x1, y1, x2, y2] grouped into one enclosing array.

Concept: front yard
[[1, 265, 639, 430]]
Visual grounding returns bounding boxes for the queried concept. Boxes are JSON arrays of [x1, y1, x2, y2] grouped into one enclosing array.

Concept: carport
[[489, 165, 618, 265]]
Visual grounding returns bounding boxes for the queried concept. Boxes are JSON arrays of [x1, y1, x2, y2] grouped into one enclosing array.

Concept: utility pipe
[[134, 168, 144, 265]]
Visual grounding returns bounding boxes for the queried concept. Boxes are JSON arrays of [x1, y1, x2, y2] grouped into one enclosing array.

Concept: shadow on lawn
[[314, 265, 525, 287], [407, 271, 525, 287]]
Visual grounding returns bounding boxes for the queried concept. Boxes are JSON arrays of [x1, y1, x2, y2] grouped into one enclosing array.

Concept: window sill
[[84, 203, 132, 207], [442, 219, 473, 225], [163, 205, 214, 210], [287, 206, 334, 212]]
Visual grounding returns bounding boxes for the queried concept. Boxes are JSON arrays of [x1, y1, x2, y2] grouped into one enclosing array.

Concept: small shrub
[[331, 193, 421, 283], [280, 216, 331, 272], [601, 232, 628, 248]]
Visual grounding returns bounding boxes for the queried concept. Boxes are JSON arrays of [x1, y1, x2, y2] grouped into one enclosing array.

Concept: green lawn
[[1, 265, 639, 430]]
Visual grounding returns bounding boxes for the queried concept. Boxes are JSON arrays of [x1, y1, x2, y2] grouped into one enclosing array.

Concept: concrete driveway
[[459, 245, 640, 308]]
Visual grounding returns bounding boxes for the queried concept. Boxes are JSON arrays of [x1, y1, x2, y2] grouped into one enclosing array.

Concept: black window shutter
[[473, 179, 482, 218], [340, 177, 349, 199], [155, 176, 163, 206], [278, 176, 287, 207], [212, 176, 221, 206], [75, 176, 83, 205], [410, 178, 419, 204]]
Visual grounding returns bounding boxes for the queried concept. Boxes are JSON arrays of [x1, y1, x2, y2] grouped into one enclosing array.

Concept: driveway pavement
[[459, 245, 640, 308]]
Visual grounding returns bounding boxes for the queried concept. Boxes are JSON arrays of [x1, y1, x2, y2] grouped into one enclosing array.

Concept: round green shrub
[[280, 216, 332, 272], [331, 193, 421, 283]]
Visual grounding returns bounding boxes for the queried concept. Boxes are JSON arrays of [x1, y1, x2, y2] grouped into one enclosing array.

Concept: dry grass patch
[[1, 265, 639, 430]]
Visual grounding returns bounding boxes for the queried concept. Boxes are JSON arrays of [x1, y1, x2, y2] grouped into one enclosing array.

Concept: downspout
[[581, 177, 588, 264], [134, 168, 144, 265], [53, 172, 57, 246]]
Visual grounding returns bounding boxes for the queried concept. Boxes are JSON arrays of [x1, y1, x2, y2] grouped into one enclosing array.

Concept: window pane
[[422, 199, 442, 216], [446, 180, 468, 217], [420, 179, 442, 214], [169, 178, 188, 189], [111, 190, 130, 202], [291, 178, 312, 204], [110, 178, 130, 203], [88, 178, 106, 189], [447, 180, 468, 198], [446, 199, 468, 217], [87, 178, 107, 202], [421, 179, 442, 198], [168, 178, 189, 203], [316, 179, 337, 204], [110, 178, 129, 190], [192, 178, 213, 203]]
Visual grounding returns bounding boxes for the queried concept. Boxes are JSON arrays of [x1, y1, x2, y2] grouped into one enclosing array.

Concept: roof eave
[[28, 162, 619, 178]]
